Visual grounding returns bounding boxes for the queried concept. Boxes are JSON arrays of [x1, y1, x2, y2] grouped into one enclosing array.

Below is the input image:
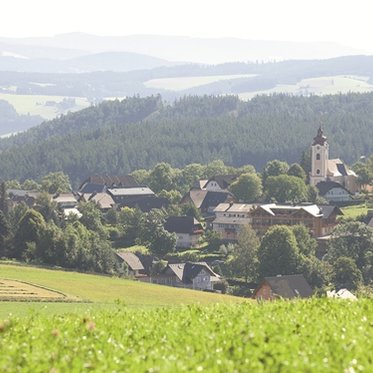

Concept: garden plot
[[0, 279, 68, 301]]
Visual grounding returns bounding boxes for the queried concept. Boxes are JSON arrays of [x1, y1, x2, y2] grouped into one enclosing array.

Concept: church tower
[[309, 126, 329, 187]]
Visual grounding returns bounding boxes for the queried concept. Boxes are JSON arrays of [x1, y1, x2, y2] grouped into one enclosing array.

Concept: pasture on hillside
[[0, 92, 90, 119], [0, 263, 242, 317], [0, 299, 372, 371]]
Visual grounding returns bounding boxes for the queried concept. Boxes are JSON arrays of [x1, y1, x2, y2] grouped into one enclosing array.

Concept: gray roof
[[108, 187, 154, 197], [116, 252, 144, 271], [164, 216, 203, 234], [167, 262, 219, 284], [316, 181, 350, 196], [256, 274, 313, 299]]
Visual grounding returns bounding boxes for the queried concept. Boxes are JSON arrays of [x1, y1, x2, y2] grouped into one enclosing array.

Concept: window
[[316, 169, 320, 175], [316, 153, 320, 160]]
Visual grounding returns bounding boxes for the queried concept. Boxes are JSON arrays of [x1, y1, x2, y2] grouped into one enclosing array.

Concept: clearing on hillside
[[0, 279, 72, 301]]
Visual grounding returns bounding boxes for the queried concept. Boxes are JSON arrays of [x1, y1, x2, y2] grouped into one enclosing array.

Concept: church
[[309, 127, 359, 193]]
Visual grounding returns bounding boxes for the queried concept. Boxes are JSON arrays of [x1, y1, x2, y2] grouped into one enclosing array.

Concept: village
[[4, 127, 372, 300]]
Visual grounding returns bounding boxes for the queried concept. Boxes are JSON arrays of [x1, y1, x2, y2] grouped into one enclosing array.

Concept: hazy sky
[[2, 0, 373, 52]]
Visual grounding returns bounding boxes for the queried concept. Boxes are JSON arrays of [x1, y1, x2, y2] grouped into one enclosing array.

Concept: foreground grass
[[0, 263, 242, 317], [0, 299, 372, 372]]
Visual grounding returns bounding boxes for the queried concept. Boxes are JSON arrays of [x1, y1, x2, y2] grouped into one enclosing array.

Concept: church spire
[[313, 125, 327, 146]]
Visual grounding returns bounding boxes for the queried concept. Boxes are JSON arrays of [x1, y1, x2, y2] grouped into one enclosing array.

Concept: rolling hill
[[0, 93, 372, 184]]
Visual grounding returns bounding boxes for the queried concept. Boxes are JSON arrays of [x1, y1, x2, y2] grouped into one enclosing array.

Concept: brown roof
[[88, 193, 115, 210], [80, 175, 138, 190], [254, 274, 313, 299], [116, 252, 144, 271]]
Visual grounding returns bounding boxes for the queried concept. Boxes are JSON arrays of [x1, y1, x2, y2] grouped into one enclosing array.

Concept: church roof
[[313, 126, 327, 146], [327, 159, 357, 177]]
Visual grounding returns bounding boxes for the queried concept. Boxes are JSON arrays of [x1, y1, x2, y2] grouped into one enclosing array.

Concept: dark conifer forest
[[0, 93, 372, 184]]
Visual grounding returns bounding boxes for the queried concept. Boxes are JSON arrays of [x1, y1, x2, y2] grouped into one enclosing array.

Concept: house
[[7, 189, 41, 207], [203, 175, 238, 192], [79, 192, 116, 211], [149, 262, 220, 290], [212, 203, 255, 241], [115, 252, 146, 278], [327, 289, 357, 300], [79, 175, 138, 193], [53, 193, 78, 209], [253, 274, 313, 300], [107, 186, 155, 206], [316, 181, 352, 203], [309, 127, 359, 193], [125, 195, 169, 212], [250, 203, 343, 237], [180, 189, 236, 215], [164, 216, 204, 248]]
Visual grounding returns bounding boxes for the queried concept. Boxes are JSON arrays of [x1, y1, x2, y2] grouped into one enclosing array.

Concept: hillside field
[[0, 299, 372, 371], [239, 75, 373, 100], [144, 74, 256, 91], [0, 92, 90, 119], [0, 263, 243, 317]]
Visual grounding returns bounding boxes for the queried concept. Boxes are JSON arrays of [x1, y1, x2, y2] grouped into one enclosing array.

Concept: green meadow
[[0, 263, 243, 317]]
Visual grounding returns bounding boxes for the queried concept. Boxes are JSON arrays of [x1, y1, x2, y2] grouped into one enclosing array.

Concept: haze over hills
[[0, 33, 368, 64]]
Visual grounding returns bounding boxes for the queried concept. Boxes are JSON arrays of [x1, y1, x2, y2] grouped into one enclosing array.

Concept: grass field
[[0, 263, 243, 317], [144, 74, 256, 91], [0, 299, 372, 371], [341, 203, 368, 219], [239, 75, 373, 100], [0, 93, 90, 119]]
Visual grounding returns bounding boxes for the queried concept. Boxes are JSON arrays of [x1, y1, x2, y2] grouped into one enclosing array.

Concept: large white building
[[309, 127, 358, 193]]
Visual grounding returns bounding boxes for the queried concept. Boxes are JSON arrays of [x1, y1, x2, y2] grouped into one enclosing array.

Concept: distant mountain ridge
[[0, 33, 368, 64], [0, 51, 176, 73]]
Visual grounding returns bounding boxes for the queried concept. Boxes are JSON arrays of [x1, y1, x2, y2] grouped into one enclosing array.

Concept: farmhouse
[[79, 175, 138, 193], [164, 216, 204, 248], [250, 203, 342, 237], [253, 274, 313, 300], [149, 262, 220, 290], [212, 203, 254, 241], [202, 174, 238, 192], [180, 189, 236, 215], [316, 181, 352, 203], [107, 186, 155, 206], [115, 252, 146, 278]]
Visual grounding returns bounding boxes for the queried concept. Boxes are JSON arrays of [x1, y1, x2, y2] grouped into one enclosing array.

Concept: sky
[[2, 0, 373, 52]]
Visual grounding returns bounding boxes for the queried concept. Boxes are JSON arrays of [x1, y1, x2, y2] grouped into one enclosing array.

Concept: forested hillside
[[0, 93, 372, 184]]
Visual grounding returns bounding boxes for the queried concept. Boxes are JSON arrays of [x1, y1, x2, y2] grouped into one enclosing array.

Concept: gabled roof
[[213, 203, 255, 214], [116, 252, 144, 271], [316, 181, 351, 196], [327, 159, 357, 178], [167, 262, 219, 284], [88, 193, 115, 210], [79, 175, 138, 191], [107, 187, 154, 197], [255, 274, 313, 299], [254, 204, 323, 218], [203, 174, 238, 190], [318, 205, 343, 220], [79, 183, 107, 194], [125, 196, 169, 212], [53, 193, 78, 205], [182, 190, 236, 209], [164, 216, 203, 234]]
